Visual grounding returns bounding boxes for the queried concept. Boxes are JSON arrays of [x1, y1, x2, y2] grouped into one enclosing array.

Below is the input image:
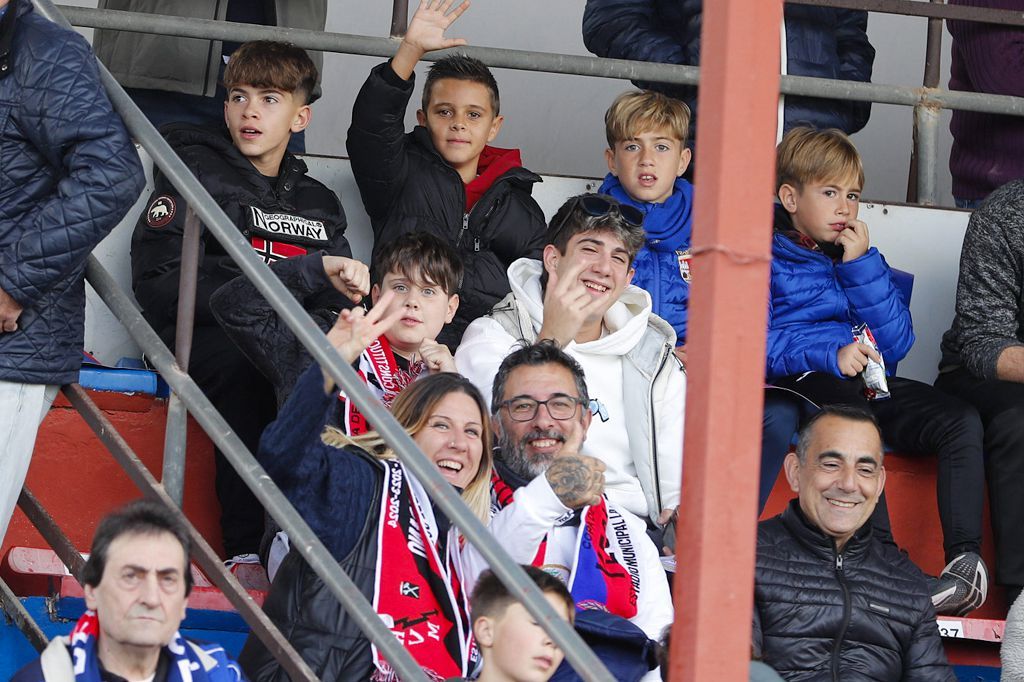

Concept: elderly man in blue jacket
[[0, 0, 144, 542], [583, 0, 875, 142]]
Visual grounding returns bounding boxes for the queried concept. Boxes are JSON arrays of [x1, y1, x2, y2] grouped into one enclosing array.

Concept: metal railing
[[4, 0, 1017, 678], [1, 2, 615, 681], [56, 2, 1024, 207]]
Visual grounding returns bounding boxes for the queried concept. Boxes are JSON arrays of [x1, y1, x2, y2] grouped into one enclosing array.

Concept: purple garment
[[948, 0, 1024, 201]]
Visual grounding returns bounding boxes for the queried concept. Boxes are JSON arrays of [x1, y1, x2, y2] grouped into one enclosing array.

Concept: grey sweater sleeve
[[948, 180, 1024, 380]]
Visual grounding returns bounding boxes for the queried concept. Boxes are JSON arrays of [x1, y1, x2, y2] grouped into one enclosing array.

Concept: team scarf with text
[[491, 472, 640, 619], [342, 335, 427, 436], [370, 460, 473, 682], [67, 610, 213, 682]]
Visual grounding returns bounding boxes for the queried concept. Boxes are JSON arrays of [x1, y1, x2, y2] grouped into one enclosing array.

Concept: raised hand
[[545, 454, 606, 509], [325, 291, 405, 366], [418, 338, 457, 373], [537, 258, 608, 347], [392, 0, 470, 79], [837, 341, 881, 377], [836, 219, 870, 262], [323, 256, 370, 304]]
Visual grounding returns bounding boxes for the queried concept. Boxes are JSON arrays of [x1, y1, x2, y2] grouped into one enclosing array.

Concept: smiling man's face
[[784, 414, 886, 552]]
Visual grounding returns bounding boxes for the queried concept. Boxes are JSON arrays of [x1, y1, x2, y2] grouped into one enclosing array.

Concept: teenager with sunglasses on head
[[456, 193, 685, 543]]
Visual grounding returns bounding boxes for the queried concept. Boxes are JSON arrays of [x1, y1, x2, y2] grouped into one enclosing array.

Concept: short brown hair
[[224, 41, 318, 105], [422, 54, 500, 115], [605, 90, 691, 148], [471, 566, 575, 625], [776, 127, 864, 191], [371, 231, 464, 296], [547, 194, 646, 265]]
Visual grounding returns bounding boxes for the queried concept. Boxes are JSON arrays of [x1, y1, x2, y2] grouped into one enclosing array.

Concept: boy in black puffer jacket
[[131, 40, 357, 564], [347, 0, 547, 349]]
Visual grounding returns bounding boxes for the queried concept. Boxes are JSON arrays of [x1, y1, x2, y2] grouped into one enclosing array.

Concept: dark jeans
[[774, 372, 985, 561], [761, 389, 803, 511], [936, 367, 1024, 588], [188, 325, 277, 557]]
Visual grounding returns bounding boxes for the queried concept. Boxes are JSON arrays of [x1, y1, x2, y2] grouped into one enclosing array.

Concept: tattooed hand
[[545, 454, 605, 509]]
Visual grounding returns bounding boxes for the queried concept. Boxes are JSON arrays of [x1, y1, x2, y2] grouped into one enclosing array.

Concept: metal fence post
[[915, 101, 941, 205], [163, 206, 202, 504]]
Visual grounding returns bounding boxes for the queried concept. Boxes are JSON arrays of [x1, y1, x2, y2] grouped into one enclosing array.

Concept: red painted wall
[[1, 388, 223, 589]]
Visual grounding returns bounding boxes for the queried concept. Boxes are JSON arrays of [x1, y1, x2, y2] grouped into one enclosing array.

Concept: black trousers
[[936, 367, 1024, 588], [187, 325, 277, 558], [774, 372, 985, 562]]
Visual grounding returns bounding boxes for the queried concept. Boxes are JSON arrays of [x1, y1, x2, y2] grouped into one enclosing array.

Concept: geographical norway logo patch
[[250, 238, 307, 264], [247, 206, 328, 245], [145, 195, 176, 228], [676, 248, 692, 283]]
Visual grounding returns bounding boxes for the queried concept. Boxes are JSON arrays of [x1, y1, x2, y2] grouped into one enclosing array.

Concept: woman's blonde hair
[[322, 372, 493, 523]]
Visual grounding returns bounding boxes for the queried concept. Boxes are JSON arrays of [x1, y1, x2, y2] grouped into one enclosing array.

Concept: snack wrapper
[[853, 323, 890, 400]]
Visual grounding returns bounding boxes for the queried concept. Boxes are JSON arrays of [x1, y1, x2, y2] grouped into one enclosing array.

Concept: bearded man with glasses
[[462, 341, 671, 682]]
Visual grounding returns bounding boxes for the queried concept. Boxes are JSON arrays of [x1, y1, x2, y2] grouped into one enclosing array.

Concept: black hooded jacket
[[753, 501, 955, 681], [131, 123, 350, 346], [346, 62, 547, 348]]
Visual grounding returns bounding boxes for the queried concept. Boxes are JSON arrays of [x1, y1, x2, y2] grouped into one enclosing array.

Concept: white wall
[[64, 0, 959, 206]]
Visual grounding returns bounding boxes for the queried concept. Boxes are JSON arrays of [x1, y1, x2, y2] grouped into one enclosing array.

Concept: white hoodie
[[456, 258, 685, 521]]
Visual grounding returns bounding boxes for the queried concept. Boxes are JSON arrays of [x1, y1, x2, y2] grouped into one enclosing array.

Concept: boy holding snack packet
[[766, 127, 990, 617]]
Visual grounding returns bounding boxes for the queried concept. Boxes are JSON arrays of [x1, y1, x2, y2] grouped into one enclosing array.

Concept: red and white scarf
[[342, 336, 427, 435], [491, 472, 640, 619], [371, 460, 473, 681]]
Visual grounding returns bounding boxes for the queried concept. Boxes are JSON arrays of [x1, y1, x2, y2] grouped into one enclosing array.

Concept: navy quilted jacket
[[0, 0, 143, 384], [753, 501, 955, 681], [582, 0, 875, 136], [766, 206, 914, 381]]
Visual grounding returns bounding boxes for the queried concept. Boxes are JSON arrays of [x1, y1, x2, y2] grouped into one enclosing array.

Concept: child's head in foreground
[[223, 41, 318, 175], [776, 127, 865, 246], [604, 90, 692, 205], [416, 55, 504, 179], [370, 231, 463, 356], [471, 566, 575, 682]]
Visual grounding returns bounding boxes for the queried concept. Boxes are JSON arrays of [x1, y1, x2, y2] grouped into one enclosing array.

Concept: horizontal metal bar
[[62, 383, 321, 682], [36, 0, 616, 671], [0, 576, 48, 653], [793, 0, 1024, 27], [55, 6, 1024, 119]]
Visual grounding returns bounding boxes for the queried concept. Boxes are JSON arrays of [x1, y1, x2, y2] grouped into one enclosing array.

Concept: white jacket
[[455, 258, 685, 522], [462, 475, 672, 682]]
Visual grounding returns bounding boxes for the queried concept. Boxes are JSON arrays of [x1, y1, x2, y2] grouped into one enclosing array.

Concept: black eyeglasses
[[550, 194, 645, 236], [497, 395, 588, 422]]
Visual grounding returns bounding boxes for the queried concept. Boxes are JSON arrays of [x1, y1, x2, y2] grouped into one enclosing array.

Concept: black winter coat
[[131, 123, 350, 347], [582, 0, 875, 137], [753, 502, 955, 681], [0, 0, 144, 384], [346, 62, 547, 348]]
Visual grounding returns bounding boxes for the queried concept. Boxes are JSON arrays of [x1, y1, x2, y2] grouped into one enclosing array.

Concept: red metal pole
[[670, 0, 781, 679]]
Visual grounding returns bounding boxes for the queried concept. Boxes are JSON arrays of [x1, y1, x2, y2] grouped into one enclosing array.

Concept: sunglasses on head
[[551, 194, 645, 236]]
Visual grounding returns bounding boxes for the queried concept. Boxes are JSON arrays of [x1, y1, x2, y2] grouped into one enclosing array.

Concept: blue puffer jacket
[[0, 0, 144, 385], [766, 206, 914, 381], [600, 174, 694, 343], [583, 0, 875, 136]]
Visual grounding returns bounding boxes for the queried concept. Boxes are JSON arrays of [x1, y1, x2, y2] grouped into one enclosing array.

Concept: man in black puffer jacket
[[131, 42, 352, 562], [583, 0, 875, 141], [0, 0, 144, 544], [346, 1, 546, 349], [754, 405, 955, 681]]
